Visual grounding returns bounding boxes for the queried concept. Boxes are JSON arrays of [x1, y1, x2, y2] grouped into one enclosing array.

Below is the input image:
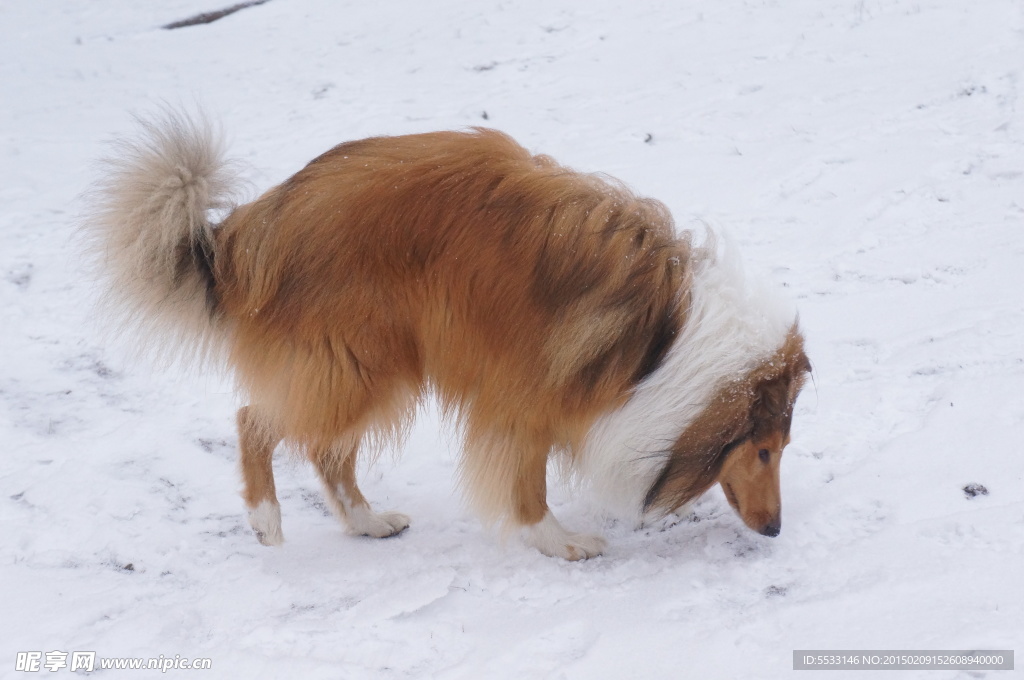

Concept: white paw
[[248, 500, 283, 546], [346, 508, 411, 538], [557, 533, 607, 561], [522, 511, 606, 560]]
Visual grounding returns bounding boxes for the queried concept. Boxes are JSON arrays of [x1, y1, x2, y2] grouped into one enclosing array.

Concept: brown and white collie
[[86, 111, 810, 560]]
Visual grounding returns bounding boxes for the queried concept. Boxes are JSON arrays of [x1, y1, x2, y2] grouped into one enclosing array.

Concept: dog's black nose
[[760, 521, 780, 537]]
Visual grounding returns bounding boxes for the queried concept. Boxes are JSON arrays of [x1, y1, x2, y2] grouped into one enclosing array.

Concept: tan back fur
[[212, 129, 688, 521]]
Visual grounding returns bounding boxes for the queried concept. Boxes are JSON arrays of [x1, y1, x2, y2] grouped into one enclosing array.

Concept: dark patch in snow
[[642, 504, 721, 535], [197, 437, 231, 456], [962, 483, 988, 499], [91, 362, 117, 379], [204, 521, 248, 538], [472, 62, 499, 72], [159, 477, 191, 511], [59, 353, 121, 380], [6, 263, 33, 289], [765, 585, 787, 598], [302, 489, 332, 517], [644, 133, 654, 144], [733, 543, 760, 559], [958, 84, 987, 98], [163, 0, 272, 30], [730, 534, 767, 559], [107, 559, 136, 573], [690, 506, 723, 524], [644, 514, 682, 534]]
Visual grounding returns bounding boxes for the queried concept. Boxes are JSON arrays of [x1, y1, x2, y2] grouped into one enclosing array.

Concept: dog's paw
[[347, 508, 411, 538], [522, 511, 605, 560], [556, 533, 607, 561], [248, 500, 283, 546]]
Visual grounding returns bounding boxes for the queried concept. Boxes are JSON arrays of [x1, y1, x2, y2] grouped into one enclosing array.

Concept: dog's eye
[[758, 448, 770, 463]]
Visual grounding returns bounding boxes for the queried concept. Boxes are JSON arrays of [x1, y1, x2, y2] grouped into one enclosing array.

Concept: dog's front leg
[[463, 427, 605, 560], [520, 510, 606, 561]]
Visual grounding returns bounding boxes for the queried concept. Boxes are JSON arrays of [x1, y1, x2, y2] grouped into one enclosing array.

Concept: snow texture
[[2, 1, 1022, 678]]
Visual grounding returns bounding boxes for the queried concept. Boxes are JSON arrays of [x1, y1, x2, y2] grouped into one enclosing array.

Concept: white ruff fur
[[575, 231, 797, 520]]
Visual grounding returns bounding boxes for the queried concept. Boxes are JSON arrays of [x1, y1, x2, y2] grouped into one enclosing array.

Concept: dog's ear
[[747, 328, 810, 439], [643, 435, 746, 515], [643, 382, 753, 515], [780, 324, 811, 403]]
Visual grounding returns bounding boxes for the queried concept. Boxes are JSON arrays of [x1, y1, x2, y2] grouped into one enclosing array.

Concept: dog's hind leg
[[312, 438, 410, 538], [237, 405, 284, 546]]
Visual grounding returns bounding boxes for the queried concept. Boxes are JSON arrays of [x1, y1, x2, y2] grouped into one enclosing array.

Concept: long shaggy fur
[[211, 127, 688, 524], [85, 110, 809, 558], [84, 110, 240, 367]]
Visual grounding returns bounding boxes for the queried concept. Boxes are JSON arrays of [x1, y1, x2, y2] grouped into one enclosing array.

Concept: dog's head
[[644, 327, 810, 536]]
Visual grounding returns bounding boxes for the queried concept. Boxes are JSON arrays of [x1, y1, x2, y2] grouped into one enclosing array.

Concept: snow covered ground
[[2, 1, 1022, 677]]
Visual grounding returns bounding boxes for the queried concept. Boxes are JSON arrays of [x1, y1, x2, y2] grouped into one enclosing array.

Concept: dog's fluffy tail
[[84, 110, 241, 367]]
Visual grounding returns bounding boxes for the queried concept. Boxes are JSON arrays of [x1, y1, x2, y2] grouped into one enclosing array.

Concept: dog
[[86, 111, 810, 560]]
